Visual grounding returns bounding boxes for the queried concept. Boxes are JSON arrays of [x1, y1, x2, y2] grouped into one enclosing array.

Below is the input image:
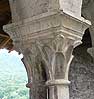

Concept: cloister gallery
[[0, 0, 94, 99]]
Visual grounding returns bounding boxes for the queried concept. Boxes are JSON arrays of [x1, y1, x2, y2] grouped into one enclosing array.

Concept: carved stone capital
[[3, 6, 90, 99], [3, 12, 90, 47], [3, 12, 90, 79]]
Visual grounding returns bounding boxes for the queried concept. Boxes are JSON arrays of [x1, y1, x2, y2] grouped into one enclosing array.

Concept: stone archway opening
[[0, 0, 30, 99], [0, 48, 29, 99]]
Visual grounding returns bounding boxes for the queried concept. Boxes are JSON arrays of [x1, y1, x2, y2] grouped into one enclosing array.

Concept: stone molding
[[46, 79, 70, 86], [4, 11, 90, 44]]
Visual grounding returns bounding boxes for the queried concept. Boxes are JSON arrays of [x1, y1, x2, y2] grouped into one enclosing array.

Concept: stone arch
[[21, 57, 32, 85], [68, 28, 94, 99], [21, 47, 48, 99], [0, 0, 31, 98], [2, 1, 49, 99], [0, 49, 29, 99]]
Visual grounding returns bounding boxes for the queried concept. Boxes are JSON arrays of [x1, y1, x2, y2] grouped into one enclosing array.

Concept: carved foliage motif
[[28, 34, 75, 80], [23, 46, 47, 99], [22, 34, 75, 99]]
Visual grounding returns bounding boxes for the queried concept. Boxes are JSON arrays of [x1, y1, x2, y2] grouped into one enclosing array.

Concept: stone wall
[[9, 0, 49, 22], [69, 44, 94, 99]]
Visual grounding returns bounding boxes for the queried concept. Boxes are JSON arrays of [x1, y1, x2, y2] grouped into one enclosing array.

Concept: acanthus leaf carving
[[33, 34, 75, 80]]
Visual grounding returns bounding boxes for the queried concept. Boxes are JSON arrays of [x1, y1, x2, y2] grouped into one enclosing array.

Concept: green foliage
[[0, 76, 29, 99], [0, 67, 29, 99], [0, 49, 29, 99]]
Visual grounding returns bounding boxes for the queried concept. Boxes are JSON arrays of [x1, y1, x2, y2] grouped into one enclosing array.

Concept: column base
[[46, 79, 70, 99]]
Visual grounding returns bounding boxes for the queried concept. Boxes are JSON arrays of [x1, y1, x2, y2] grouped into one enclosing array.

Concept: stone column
[[4, 0, 90, 99], [46, 79, 70, 99]]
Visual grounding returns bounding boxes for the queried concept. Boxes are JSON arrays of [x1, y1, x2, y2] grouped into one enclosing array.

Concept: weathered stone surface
[[23, 48, 47, 99], [9, 0, 49, 21], [4, 11, 90, 99], [59, 0, 82, 18], [4, 1, 91, 99], [82, 0, 94, 57], [69, 44, 94, 99], [9, 0, 83, 22]]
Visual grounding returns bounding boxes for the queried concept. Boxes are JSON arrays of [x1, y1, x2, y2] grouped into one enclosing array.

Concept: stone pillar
[[4, 0, 90, 99], [46, 79, 70, 99]]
